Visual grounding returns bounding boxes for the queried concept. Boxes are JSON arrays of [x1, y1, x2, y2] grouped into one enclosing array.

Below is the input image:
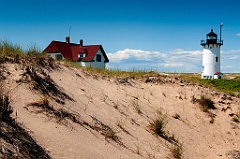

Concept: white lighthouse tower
[[201, 24, 223, 79]]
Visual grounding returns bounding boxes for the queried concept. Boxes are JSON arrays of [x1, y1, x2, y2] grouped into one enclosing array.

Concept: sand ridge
[[3, 62, 240, 159]]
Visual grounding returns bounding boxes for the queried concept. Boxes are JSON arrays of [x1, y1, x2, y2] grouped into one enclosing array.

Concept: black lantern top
[[201, 29, 223, 46]]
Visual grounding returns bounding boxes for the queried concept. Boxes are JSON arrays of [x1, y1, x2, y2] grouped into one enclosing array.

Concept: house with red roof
[[214, 72, 223, 79], [43, 37, 109, 69]]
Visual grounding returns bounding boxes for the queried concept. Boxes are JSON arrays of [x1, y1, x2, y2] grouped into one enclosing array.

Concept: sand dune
[[2, 62, 240, 159]]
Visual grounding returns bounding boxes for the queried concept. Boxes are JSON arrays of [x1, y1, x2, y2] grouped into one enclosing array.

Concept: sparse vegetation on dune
[[80, 67, 240, 98], [83, 66, 160, 81], [171, 142, 183, 159], [197, 95, 216, 112], [0, 41, 55, 69], [149, 110, 184, 158], [178, 74, 240, 97], [149, 112, 167, 136]]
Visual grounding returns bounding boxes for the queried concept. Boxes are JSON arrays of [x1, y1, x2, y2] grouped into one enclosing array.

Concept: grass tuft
[[171, 143, 183, 159], [132, 99, 142, 114], [197, 95, 216, 112], [149, 113, 167, 136]]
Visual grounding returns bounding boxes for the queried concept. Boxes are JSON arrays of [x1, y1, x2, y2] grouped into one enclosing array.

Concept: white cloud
[[167, 49, 202, 56], [222, 49, 240, 54], [107, 49, 166, 63], [106, 48, 240, 73], [221, 49, 240, 60], [107, 48, 202, 72], [236, 33, 240, 37], [220, 49, 240, 73], [161, 63, 184, 67]]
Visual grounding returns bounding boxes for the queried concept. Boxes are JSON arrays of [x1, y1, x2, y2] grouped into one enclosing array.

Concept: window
[[78, 53, 86, 58], [55, 54, 63, 60], [216, 57, 218, 62], [96, 54, 101, 62]]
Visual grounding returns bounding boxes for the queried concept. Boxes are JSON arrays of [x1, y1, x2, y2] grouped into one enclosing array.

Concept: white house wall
[[78, 49, 106, 69], [93, 49, 106, 68]]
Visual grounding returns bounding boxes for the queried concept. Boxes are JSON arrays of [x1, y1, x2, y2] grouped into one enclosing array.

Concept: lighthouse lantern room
[[200, 24, 223, 79]]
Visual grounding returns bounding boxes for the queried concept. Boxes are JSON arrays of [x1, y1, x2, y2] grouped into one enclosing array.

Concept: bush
[[197, 95, 216, 112]]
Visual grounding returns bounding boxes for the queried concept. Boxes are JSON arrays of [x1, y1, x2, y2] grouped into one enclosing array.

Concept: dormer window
[[78, 53, 86, 58]]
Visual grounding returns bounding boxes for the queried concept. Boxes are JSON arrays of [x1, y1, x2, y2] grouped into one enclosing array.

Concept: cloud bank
[[107, 48, 240, 73]]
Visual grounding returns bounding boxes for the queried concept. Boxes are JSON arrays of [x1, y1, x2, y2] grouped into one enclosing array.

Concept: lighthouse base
[[202, 72, 223, 79]]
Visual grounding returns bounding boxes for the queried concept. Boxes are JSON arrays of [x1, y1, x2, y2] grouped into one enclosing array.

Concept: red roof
[[43, 40, 109, 63], [214, 72, 222, 75]]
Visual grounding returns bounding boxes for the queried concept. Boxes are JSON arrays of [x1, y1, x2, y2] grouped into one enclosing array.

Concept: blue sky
[[1, 0, 240, 73]]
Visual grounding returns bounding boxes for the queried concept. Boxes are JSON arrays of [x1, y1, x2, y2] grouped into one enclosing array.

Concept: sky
[[0, 0, 240, 73]]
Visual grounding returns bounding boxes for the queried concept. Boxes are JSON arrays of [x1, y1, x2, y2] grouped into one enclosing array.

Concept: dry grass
[[197, 95, 216, 112], [0, 94, 12, 122], [149, 114, 167, 136], [132, 99, 142, 114], [90, 116, 123, 146], [232, 109, 240, 123], [27, 98, 80, 124], [171, 143, 183, 159]]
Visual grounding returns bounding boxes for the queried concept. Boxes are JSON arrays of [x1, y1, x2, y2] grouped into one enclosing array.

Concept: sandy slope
[[3, 62, 240, 159]]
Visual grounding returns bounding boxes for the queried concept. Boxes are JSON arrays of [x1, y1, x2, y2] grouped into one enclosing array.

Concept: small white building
[[200, 27, 223, 79], [43, 37, 109, 69]]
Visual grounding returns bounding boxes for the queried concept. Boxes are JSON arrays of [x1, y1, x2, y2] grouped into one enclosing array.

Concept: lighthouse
[[200, 24, 223, 79]]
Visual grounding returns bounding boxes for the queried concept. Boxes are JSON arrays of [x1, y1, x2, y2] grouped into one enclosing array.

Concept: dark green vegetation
[[179, 74, 240, 98]]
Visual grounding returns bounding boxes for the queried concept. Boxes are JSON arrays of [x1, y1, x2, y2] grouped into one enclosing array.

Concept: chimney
[[66, 36, 70, 43], [80, 39, 83, 47]]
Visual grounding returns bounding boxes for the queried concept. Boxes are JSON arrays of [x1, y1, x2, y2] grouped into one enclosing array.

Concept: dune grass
[[83, 66, 159, 79], [171, 143, 183, 159], [197, 95, 216, 112], [0, 40, 55, 70], [178, 74, 240, 97], [82, 67, 240, 97], [1, 40, 239, 97]]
